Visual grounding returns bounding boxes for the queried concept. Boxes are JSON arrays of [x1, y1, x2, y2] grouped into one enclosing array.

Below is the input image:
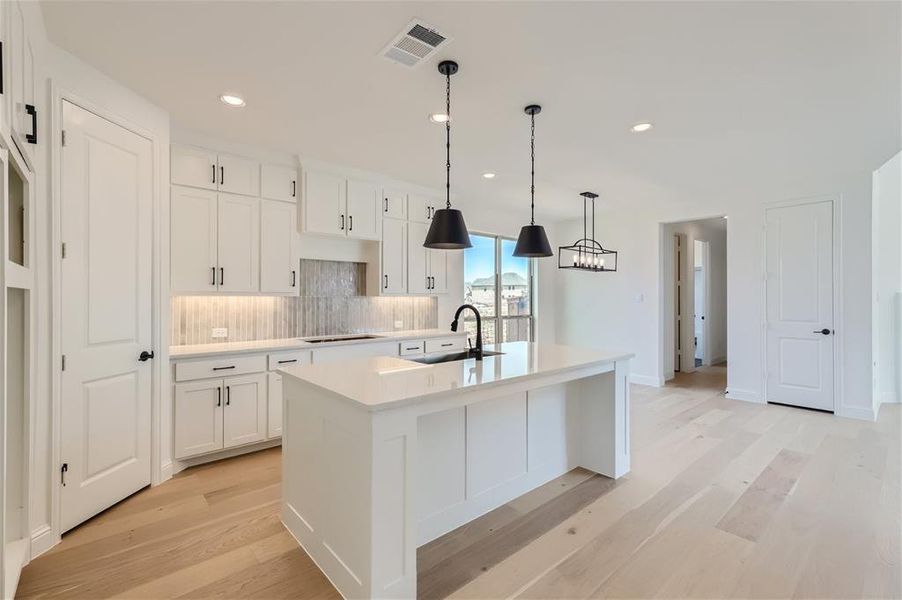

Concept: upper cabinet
[[5, 0, 39, 169], [407, 221, 447, 294], [260, 199, 298, 294], [171, 145, 260, 196], [261, 164, 298, 203], [301, 168, 379, 241], [408, 194, 440, 224], [382, 187, 407, 220]]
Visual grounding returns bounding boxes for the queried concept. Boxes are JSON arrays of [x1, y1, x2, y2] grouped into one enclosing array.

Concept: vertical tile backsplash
[[170, 260, 438, 346]]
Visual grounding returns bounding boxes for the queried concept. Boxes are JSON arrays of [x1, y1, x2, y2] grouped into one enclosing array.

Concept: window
[[463, 233, 534, 345]]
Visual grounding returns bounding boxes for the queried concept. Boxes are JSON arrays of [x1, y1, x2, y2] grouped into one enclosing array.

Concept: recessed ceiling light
[[429, 113, 449, 123], [220, 94, 246, 107], [631, 122, 653, 133], [482, 172, 496, 179]]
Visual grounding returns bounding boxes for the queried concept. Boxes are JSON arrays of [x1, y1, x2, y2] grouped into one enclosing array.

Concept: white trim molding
[[630, 373, 665, 387], [30, 525, 55, 559]]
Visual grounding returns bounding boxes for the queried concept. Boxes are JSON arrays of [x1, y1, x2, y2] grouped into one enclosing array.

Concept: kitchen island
[[279, 341, 632, 599]]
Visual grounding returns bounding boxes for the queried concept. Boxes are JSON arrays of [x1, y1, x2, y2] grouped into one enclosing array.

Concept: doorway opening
[[662, 217, 728, 383]]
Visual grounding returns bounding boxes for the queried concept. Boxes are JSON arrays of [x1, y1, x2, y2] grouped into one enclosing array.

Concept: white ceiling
[[40, 1, 901, 221]]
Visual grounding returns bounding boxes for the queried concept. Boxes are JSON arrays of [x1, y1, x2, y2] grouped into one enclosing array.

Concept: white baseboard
[[159, 460, 173, 484], [31, 524, 56, 558], [726, 388, 764, 403], [838, 405, 876, 422], [710, 355, 727, 365], [630, 374, 664, 387], [880, 390, 899, 404], [172, 438, 282, 475]]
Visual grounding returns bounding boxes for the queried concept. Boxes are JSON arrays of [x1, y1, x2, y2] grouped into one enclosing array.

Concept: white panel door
[[217, 193, 259, 292], [267, 372, 283, 439], [303, 169, 344, 235], [766, 200, 834, 411], [223, 374, 267, 448], [381, 218, 406, 294], [217, 153, 260, 196], [170, 185, 218, 293], [428, 249, 448, 294], [346, 178, 379, 240], [408, 221, 429, 294], [171, 145, 217, 190], [174, 380, 224, 459], [260, 199, 298, 294], [261, 164, 298, 202], [60, 101, 153, 532]]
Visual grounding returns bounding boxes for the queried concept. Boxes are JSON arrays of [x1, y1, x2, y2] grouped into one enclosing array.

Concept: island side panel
[[281, 376, 375, 599], [575, 358, 631, 478]]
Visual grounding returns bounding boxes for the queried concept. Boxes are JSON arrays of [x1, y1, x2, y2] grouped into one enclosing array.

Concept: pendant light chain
[[445, 71, 452, 210], [530, 111, 536, 225]]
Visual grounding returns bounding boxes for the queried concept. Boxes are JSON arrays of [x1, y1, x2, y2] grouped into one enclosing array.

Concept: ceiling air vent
[[381, 20, 450, 68]]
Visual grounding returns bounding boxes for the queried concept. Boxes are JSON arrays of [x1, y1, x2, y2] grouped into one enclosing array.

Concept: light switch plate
[[212, 327, 228, 339], [394, 320, 403, 329]]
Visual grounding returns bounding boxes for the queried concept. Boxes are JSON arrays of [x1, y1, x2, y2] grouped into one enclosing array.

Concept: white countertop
[[170, 328, 465, 359], [279, 341, 633, 411]]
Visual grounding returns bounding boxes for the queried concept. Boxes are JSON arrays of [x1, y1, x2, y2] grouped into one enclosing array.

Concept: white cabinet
[[381, 218, 406, 294], [261, 164, 298, 203], [267, 372, 283, 439], [346, 179, 379, 240], [408, 221, 447, 294], [7, 0, 37, 168], [171, 146, 259, 196], [301, 169, 379, 240], [217, 194, 259, 293], [409, 194, 439, 224], [170, 186, 218, 293], [382, 187, 407, 220], [171, 145, 217, 190], [302, 169, 343, 235], [223, 374, 267, 448], [174, 380, 224, 459], [260, 199, 298, 294]]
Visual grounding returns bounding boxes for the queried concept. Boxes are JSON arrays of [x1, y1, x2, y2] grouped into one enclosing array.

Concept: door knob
[[813, 328, 832, 335], [139, 350, 155, 361]]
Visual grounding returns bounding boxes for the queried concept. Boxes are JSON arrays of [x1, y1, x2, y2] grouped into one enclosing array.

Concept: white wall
[[551, 171, 878, 419], [873, 151, 902, 410]]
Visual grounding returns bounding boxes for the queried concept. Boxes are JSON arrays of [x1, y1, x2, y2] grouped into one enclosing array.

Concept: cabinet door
[[303, 169, 344, 235], [408, 194, 435, 224], [171, 145, 217, 190], [217, 153, 260, 196], [429, 249, 448, 294], [217, 194, 259, 292], [261, 164, 298, 202], [382, 218, 406, 294], [346, 178, 379, 240], [9, 1, 35, 164], [407, 221, 430, 294], [260, 199, 298, 294], [223, 374, 267, 448], [174, 380, 224, 459], [382, 187, 407, 220], [170, 186, 218, 293], [267, 372, 283, 439]]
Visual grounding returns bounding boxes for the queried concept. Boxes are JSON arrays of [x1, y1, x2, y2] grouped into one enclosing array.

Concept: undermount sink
[[408, 350, 504, 365], [303, 334, 384, 344]]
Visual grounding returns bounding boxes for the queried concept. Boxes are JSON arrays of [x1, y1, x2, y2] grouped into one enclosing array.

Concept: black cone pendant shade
[[424, 60, 472, 250], [513, 105, 553, 257]]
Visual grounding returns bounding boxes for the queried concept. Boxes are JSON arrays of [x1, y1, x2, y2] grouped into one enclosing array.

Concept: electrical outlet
[[394, 320, 403, 329], [212, 327, 228, 339]]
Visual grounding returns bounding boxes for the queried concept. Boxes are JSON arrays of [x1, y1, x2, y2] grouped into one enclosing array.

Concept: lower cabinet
[[267, 372, 284, 439], [174, 373, 266, 459]]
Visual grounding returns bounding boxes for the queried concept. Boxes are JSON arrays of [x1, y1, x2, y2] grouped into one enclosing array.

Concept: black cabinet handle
[[291, 270, 296, 287], [277, 359, 298, 364], [384, 274, 388, 289], [25, 104, 37, 144], [340, 214, 345, 230], [211, 164, 216, 184], [349, 215, 353, 231], [226, 386, 230, 406], [405, 346, 419, 351], [138, 350, 154, 362], [0, 42, 4, 95], [384, 198, 389, 212], [813, 328, 833, 335], [219, 267, 224, 286], [217, 387, 222, 407], [211, 267, 216, 286], [212, 365, 235, 371], [220, 165, 224, 186], [292, 179, 296, 198], [441, 343, 453, 347]]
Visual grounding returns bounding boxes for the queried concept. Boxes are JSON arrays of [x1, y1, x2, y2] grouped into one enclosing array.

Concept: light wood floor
[[18, 366, 901, 599]]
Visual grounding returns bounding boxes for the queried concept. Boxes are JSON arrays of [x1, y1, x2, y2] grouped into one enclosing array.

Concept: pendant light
[[558, 191, 618, 272], [424, 60, 472, 249], [513, 105, 553, 257]]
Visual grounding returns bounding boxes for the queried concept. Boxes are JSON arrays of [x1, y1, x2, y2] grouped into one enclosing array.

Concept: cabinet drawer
[[268, 350, 311, 371], [399, 340, 425, 356], [424, 336, 465, 354], [175, 354, 267, 382]]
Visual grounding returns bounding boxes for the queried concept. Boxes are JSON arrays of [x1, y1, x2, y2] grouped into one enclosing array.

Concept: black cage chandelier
[[558, 192, 618, 272]]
